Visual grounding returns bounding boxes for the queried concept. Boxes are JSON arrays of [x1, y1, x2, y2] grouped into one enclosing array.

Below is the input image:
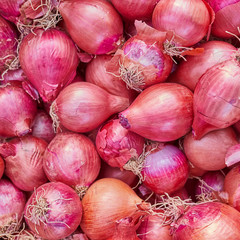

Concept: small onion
[[0, 156, 4, 179], [183, 127, 238, 171], [50, 82, 129, 133], [0, 83, 37, 138], [43, 132, 101, 197], [95, 119, 145, 168], [119, 83, 193, 142], [59, 0, 123, 55], [0, 179, 26, 237], [24, 182, 82, 239], [19, 28, 79, 102], [0, 135, 48, 191]]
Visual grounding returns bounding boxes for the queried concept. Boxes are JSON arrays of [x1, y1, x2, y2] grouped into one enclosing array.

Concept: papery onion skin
[[142, 144, 189, 195], [224, 165, 240, 211], [0, 83, 37, 138], [0, 179, 26, 234], [59, 0, 123, 55], [80, 178, 151, 240], [43, 132, 101, 191], [169, 41, 236, 91], [225, 143, 240, 167], [0, 16, 17, 74], [1, 68, 27, 83], [0, 136, 48, 192], [119, 83, 193, 142], [0, 156, 4, 179], [95, 119, 145, 168], [172, 202, 240, 240], [137, 215, 172, 240], [50, 82, 129, 133], [183, 128, 238, 171], [24, 182, 82, 240], [152, 0, 212, 46], [31, 110, 55, 143], [19, 28, 79, 103]]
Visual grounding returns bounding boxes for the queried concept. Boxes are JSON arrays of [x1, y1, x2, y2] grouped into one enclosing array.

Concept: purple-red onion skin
[[19, 28, 79, 102], [59, 0, 123, 55], [0, 136, 48, 191], [0, 179, 26, 230], [173, 202, 240, 239], [225, 143, 240, 167], [119, 83, 193, 142], [96, 119, 145, 168], [0, 83, 37, 138], [24, 182, 82, 240], [184, 128, 238, 171], [142, 144, 189, 195], [31, 110, 55, 143], [43, 132, 101, 189], [169, 41, 236, 91], [51, 82, 129, 133], [0, 156, 4, 179]]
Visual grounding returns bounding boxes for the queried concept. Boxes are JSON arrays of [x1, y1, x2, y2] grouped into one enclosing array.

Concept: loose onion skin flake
[[24, 182, 82, 240]]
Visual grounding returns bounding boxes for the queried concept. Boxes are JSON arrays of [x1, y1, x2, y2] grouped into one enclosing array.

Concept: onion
[[169, 41, 236, 91], [183, 127, 238, 171], [0, 179, 26, 238], [233, 120, 240, 136], [189, 161, 207, 177], [19, 28, 79, 103], [31, 110, 55, 143], [96, 119, 145, 168], [98, 161, 138, 187], [224, 164, 240, 211], [0, 135, 48, 191], [0, 83, 37, 138], [119, 83, 193, 142], [137, 215, 171, 240], [172, 202, 240, 239], [80, 178, 151, 240], [192, 58, 240, 139], [225, 143, 240, 167], [141, 143, 189, 195], [43, 132, 101, 197], [1, 68, 27, 83], [206, 0, 240, 38], [24, 182, 82, 239], [50, 82, 129, 133], [152, 0, 213, 46], [107, 21, 173, 91], [111, 0, 159, 20], [0, 156, 4, 179], [85, 55, 136, 102], [0, 16, 17, 75], [59, 0, 123, 55], [171, 187, 190, 201]]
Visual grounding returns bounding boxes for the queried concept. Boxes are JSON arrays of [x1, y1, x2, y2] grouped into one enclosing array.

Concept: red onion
[[59, 0, 123, 55], [111, 0, 159, 20], [119, 83, 193, 142], [169, 41, 236, 91], [184, 127, 238, 171], [107, 21, 172, 91], [152, 0, 213, 46], [98, 161, 138, 187], [137, 215, 172, 240], [24, 182, 82, 239], [0, 83, 37, 138], [141, 144, 189, 195], [85, 55, 136, 102], [0, 16, 17, 75], [172, 202, 240, 239], [233, 120, 240, 136], [31, 110, 55, 143], [50, 82, 129, 133], [0, 179, 26, 238], [0, 156, 4, 179], [171, 187, 189, 201], [19, 28, 79, 102], [225, 143, 240, 167], [80, 178, 151, 240], [189, 161, 207, 177], [96, 119, 145, 168], [193, 58, 240, 139], [43, 132, 101, 197], [0, 135, 48, 191], [1, 68, 27, 83], [224, 164, 240, 211], [206, 0, 240, 38]]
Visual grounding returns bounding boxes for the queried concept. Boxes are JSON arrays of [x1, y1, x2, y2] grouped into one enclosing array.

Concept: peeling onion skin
[[173, 202, 240, 240]]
